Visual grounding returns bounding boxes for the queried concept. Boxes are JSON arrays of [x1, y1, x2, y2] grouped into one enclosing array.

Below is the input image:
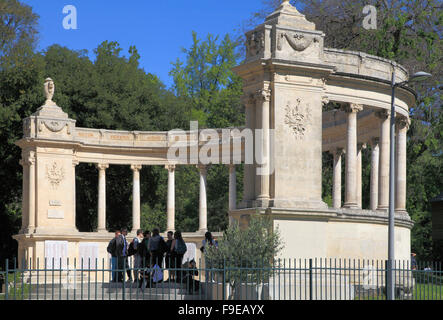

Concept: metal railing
[[0, 257, 441, 300]]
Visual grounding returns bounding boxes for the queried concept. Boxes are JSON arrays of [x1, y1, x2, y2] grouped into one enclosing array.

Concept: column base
[[19, 227, 35, 234], [197, 228, 208, 234], [97, 228, 108, 233], [343, 202, 359, 209]]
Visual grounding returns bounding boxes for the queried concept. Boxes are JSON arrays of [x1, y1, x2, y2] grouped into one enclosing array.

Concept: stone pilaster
[[342, 103, 363, 208], [197, 164, 208, 233], [242, 94, 256, 203], [131, 164, 142, 232], [19, 152, 36, 234], [332, 148, 344, 209], [375, 110, 390, 210], [96, 163, 109, 232], [255, 87, 271, 204], [395, 116, 410, 212], [369, 138, 380, 211], [165, 164, 175, 232]]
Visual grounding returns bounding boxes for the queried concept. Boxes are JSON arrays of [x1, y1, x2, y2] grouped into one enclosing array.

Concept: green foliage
[[169, 31, 244, 129], [204, 215, 284, 297]]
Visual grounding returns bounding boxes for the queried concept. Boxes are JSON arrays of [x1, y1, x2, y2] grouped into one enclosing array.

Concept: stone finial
[[265, 0, 315, 30], [44, 78, 56, 106]]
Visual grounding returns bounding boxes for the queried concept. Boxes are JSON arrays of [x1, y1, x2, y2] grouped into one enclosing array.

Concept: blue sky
[[21, 0, 265, 88]]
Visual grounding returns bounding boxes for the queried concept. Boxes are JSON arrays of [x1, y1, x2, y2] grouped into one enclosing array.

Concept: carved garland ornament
[[46, 161, 65, 188], [278, 32, 317, 52], [284, 98, 311, 139]]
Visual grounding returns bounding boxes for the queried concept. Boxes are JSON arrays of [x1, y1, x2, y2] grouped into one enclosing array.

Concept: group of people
[[106, 228, 217, 294]]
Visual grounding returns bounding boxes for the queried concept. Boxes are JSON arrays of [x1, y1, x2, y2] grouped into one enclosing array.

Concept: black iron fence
[[0, 257, 441, 300]]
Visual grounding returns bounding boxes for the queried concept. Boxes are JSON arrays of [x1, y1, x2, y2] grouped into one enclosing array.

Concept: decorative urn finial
[[44, 77, 56, 106]]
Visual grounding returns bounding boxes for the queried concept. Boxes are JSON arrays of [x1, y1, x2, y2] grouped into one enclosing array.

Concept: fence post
[[5, 259, 8, 300], [222, 259, 226, 300], [309, 258, 313, 301], [385, 260, 388, 301]]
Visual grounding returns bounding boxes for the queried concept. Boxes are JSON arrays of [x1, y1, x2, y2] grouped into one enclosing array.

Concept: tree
[[170, 32, 246, 232], [0, 0, 41, 266], [204, 215, 284, 299], [0, 0, 38, 67]]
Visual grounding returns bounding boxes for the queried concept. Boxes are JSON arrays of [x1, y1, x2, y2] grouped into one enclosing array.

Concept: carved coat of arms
[[46, 161, 65, 188], [284, 98, 311, 139]]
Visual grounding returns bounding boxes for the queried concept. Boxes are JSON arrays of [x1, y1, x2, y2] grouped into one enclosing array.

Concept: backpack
[[127, 238, 138, 256], [176, 239, 187, 255], [107, 238, 116, 255]]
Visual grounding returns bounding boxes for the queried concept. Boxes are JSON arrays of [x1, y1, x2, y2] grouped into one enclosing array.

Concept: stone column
[[73, 158, 79, 231], [96, 163, 109, 232], [396, 116, 410, 212], [131, 164, 142, 232], [197, 164, 208, 233], [242, 94, 256, 203], [332, 148, 344, 209], [165, 164, 175, 232], [342, 103, 363, 208], [369, 138, 380, 211], [255, 87, 271, 203], [228, 164, 237, 211], [376, 110, 390, 210], [356, 143, 366, 208]]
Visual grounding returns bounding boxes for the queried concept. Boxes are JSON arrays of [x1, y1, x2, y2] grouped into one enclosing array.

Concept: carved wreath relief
[[46, 161, 65, 188], [284, 98, 311, 139]]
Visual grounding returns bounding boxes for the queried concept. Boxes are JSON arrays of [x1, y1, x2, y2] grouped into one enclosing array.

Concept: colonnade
[[94, 163, 237, 233], [330, 104, 409, 212]]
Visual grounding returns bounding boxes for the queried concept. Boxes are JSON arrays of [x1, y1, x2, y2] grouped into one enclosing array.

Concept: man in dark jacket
[[107, 230, 121, 282], [116, 228, 132, 282]]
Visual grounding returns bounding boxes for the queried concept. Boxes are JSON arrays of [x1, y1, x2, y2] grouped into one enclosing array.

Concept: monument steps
[[17, 281, 204, 300]]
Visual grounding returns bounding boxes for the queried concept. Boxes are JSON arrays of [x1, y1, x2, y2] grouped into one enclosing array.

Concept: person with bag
[[107, 230, 120, 282], [164, 231, 174, 282], [172, 231, 187, 283], [148, 228, 167, 268], [129, 229, 144, 283], [119, 228, 132, 282]]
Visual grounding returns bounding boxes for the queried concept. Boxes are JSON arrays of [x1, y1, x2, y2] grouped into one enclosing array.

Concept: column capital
[[20, 155, 35, 167], [196, 164, 207, 175], [130, 164, 142, 172], [341, 103, 363, 113], [333, 147, 344, 157], [396, 116, 411, 130], [72, 158, 80, 167], [241, 93, 256, 107], [321, 96, 330, 107], [254, 88, 271, 102], [165, 164, 176, 172], [375, 109, 391, 120], [370, 137, 379, 147], [96, 163, 109, 171], [357, 142, 367, 150]]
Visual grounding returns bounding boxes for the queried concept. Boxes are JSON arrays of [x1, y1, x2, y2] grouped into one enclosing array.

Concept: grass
[[0, 272, 31, 300]]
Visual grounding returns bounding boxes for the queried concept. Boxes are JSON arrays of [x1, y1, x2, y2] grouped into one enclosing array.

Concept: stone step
[[15, 281, 205, 300]]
